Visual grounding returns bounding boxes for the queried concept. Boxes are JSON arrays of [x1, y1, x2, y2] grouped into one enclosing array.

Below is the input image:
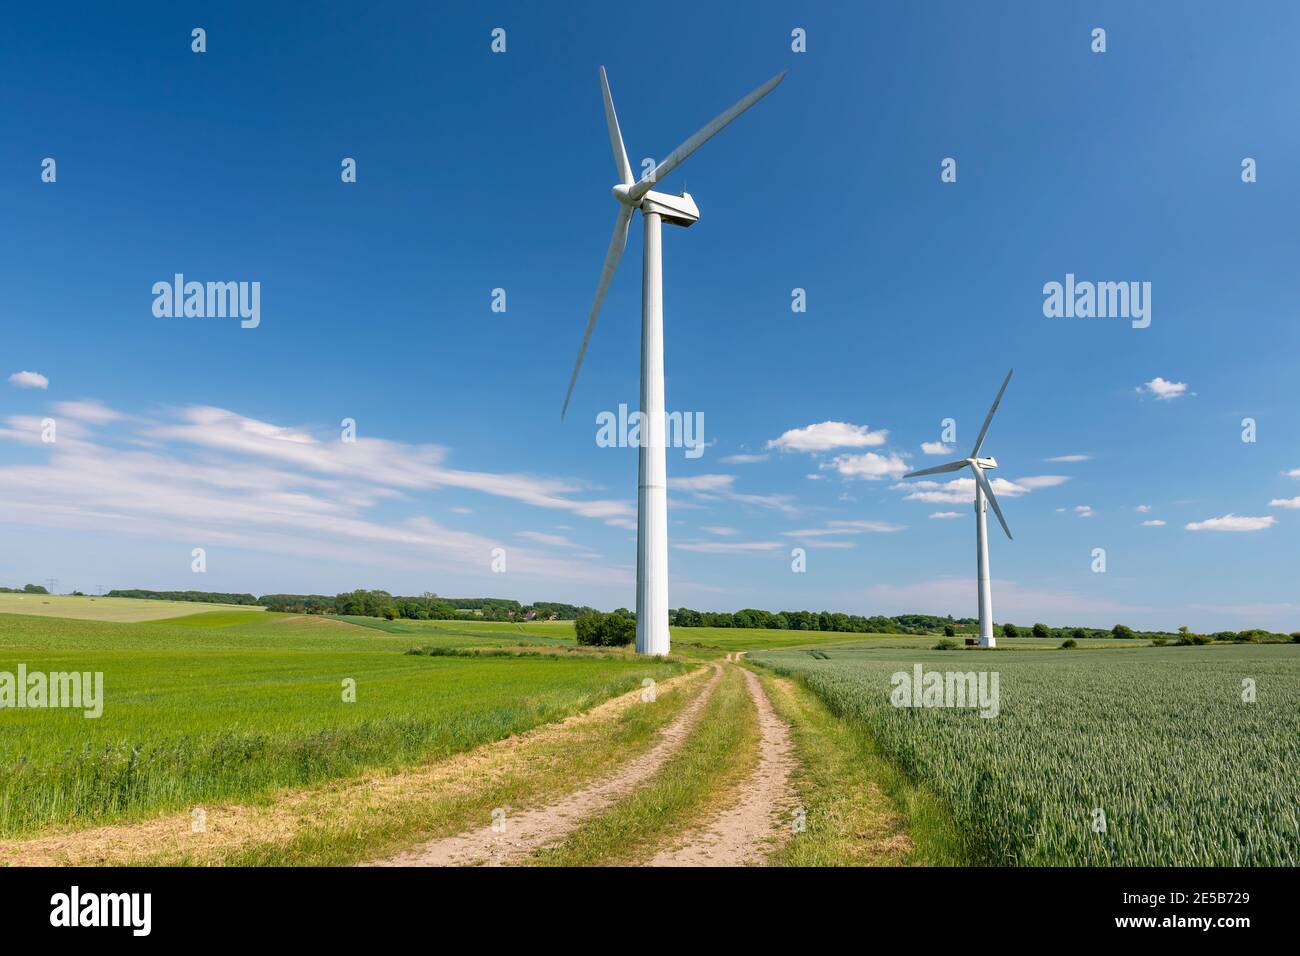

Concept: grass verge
[[755, 669, 969, 866]]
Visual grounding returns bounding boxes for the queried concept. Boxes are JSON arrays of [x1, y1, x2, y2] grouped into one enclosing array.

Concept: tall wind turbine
[[903, 370, 1014, 648], [561, 66, 786, 656]]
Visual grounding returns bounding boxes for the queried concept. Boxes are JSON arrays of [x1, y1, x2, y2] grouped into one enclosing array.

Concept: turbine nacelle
[[971, 456, 997, 470]]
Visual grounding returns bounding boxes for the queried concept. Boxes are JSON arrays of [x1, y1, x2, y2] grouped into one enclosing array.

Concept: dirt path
[[0, 668, 706, 867], [646, 661, 797, 866], [366, 662, 725, 867]]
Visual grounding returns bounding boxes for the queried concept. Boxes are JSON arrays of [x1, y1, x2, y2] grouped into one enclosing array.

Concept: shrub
[[943, 624, 956, 637], [1291, 633, 1300, 644], [1002, 623, 1019, 638], [933, 639, 959, 651], [1151, 637, 1168, 646], [1060, 638, 1077, 649], [574, 611, 636, 647], [1112, 624, 1136, 640], [1033, 623, 1050, 638], [1071, 628, 1087, 641]]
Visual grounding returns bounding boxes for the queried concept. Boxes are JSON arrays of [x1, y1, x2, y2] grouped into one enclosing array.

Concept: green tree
[[1112, 624, 1136, 640], [1032, 623, 1049, 638]]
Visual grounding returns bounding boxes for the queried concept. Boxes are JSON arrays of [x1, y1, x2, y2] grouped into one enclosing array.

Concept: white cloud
[[1136, 504, 1152, 513], [719, 453, 768, 464], [1141, 519, 1166, 527], [896, 474, 1060, 504], [1268, 497, 1300, 509], [1016, 475, 1070, 490], [767, 421, 888, 453], [1074, 505, 1095, 518], [921, 442, 953, 456], [866, 576, 1148, 620], [929, 511, 962, 519], [1139, 377, 1188, 400], [823, 452, 910, 481], [702, 525, 739, 535], [450, 506, 473, 514], [53, 400, 122, 425], [674, 540, 783, 554], [782, 519, 905, 538], [670, 473, 796, 514], [1046, 454, 1091, 463], [1285, 468, 1300, 479], [0, 402, 641, 587], [8, 371, 48, 389], [1185, 514, 1275, 532]]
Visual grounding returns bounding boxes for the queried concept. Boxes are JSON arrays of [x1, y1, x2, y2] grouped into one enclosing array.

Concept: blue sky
[[2, 1, 1298, 630]]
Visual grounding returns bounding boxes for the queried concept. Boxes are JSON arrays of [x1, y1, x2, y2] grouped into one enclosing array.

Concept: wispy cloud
[[674, 540, 783, 554], [897, 474, 1067, 504], [671, 473, 797, 514], [929, 511, 962, 519], [719, 453, 768, 464], [1074, 505, 1095, 518], [767, 421, 888, 453], [1141, 519, 1166, 527], [781, 519, 905, 538], [1185, 514, 1275, 532], [921, 442, 953, 456], [1268, 497, 1300, 510], [1046, 453, 1091, 463]]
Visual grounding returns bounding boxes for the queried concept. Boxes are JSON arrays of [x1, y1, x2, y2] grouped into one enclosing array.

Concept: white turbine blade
[[970, 368, 1014, 458], [600, 66, 633, 186], [628, 70, 786, 201], [562, 204, 634, 419], [973, 465, 1013, 540], [903, 459, 969, 479]]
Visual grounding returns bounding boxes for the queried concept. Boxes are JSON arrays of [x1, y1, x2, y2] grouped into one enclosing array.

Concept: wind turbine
[[561, 65, 786, 656], [903, 369, 1014, 648]]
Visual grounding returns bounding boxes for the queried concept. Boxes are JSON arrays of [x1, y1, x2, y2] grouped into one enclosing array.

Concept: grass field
[[0, 607, 680, 837], [751, 642, 1300, 865]]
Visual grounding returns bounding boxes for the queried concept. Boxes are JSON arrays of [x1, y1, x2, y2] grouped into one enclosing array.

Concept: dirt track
[[366, 662, 725, 867]]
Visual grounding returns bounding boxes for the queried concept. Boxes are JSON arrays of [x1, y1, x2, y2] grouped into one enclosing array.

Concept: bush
[[943, 624, 956, 637], [574, 611, 636, 647], [1071, 628, 1087, 641], [1112, 624, 1136, 640], [1151, 637, 1168, 646], [1059, 638, 1077, 649], [1291, 633, 1300, 644], [1032, 623, 1050, 638], [933, 639, 959, 651], [1177, 632, 1211, 646], [1002, 623, 1019, 638]]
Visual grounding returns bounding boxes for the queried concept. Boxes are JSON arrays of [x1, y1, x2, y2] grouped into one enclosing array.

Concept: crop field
[[0, 593, 267, 623], [751, 643, 1300, 865], [0, 607, 680, 837]]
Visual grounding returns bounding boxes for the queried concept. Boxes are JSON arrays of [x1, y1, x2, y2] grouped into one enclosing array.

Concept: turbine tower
[[562, 66, 785, 656], [903, 370, 1014, 648]]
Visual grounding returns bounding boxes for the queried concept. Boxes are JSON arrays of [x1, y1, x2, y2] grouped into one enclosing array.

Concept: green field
[[751, 642, 1300, 865], [0, 608, 680, 837]]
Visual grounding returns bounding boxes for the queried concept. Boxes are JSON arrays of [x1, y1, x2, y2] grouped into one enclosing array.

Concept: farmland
[[0, 606, 680, 837], [751, 643, 1300, 866]]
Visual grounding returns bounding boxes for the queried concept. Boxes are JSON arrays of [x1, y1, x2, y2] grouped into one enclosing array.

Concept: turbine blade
[[973, 465, 1013, 540], [970, 368, 1014, 457], [903, 459, 969, 479], [600, 66, 633, 186], [628, 70, 786, 201], [562, 204, 634, 420]]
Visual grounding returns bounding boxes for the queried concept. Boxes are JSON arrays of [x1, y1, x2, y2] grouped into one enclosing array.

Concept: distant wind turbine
[[561, 65, 786, 656], [903, 370, 1014, 648]]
